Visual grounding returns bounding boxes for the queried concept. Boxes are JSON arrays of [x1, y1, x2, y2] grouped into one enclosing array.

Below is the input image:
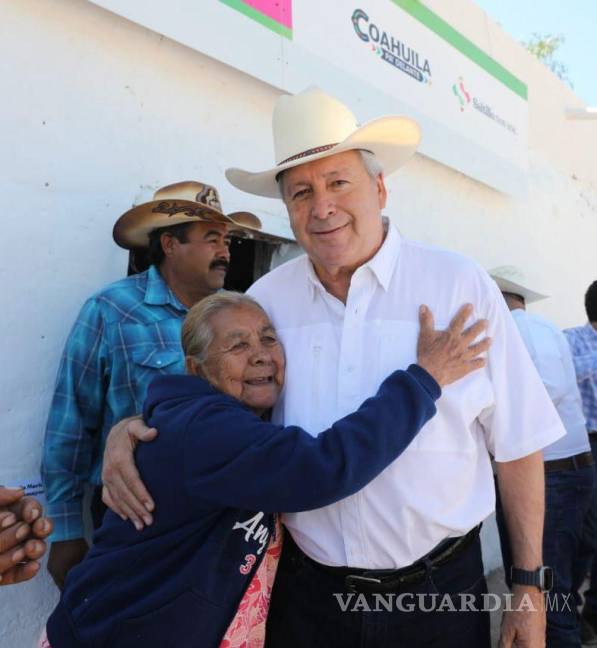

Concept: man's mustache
[[210, 259, 230, 271]]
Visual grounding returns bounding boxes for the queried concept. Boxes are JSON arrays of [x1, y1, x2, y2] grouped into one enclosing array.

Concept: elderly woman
[[44, 292, 487, 648]]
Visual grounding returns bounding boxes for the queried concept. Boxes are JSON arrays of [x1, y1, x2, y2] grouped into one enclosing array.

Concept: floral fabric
[[220, 518, 283, 648]]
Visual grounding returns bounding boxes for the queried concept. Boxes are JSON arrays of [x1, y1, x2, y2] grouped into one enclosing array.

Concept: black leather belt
[[544, 450, 594, 473], [297, 525, 481, 594]]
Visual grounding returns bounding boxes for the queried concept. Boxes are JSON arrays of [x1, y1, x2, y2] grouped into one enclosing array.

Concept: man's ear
[[185, 356, 203, 376], [160, 232, 176, 258], [376, 173, 388, 210]]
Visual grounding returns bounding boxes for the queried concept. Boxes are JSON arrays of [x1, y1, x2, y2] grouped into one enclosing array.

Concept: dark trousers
[[496, 464, 595, 648], [265, 531, 490, 648], [573, 436, 597, 614]]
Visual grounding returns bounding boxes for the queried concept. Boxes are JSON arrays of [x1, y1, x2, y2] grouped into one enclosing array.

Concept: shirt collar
[[305, 258, 323, 300], [144, 265, 188, 311], [362, 218, 401, 292], [305, 218, 401, 300]]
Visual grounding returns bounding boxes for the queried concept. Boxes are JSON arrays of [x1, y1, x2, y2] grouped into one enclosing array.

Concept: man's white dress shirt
[[248, 223, 564, 569], [511, 309, 589, 462]]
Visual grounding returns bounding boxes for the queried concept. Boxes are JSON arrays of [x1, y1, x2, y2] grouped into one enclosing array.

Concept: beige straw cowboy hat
[[113, 181, 262, 249], [489, 265, 549, 303], [225, 86, 421, 198]]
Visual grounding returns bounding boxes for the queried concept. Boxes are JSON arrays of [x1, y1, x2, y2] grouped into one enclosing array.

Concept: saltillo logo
[[452, 76, 517, 134], [352, 9, 432, 84], [452, 77, 471, 111]]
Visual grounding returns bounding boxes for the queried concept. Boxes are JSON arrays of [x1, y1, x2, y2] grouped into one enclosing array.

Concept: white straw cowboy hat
[[225, 86, 421, 198], [113, 181, 262, 249], [489, 265, 549, 303]]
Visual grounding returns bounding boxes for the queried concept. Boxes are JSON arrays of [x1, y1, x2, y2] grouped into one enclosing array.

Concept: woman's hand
[[417, 303, 490, 387], [101, 415, 158, 530]]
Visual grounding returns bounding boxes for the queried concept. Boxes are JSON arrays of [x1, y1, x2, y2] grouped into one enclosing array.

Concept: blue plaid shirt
[[564, 323, 597, 432], [42, 266, 187, 541]]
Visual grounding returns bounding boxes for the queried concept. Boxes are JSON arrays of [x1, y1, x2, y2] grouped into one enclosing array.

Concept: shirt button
[[156, 360, 162, 365], [347, 365, 355, 373]]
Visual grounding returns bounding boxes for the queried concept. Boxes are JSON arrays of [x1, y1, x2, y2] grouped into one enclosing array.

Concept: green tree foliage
[[523, 33, 573, 87]]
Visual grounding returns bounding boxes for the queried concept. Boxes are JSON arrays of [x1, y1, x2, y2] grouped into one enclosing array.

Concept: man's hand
[[47, 538, 89, 590], [102, 415, 157, 530], [499, 586, 546, 648], [0, 487, 53, 586], [417, 303, 490, 387]]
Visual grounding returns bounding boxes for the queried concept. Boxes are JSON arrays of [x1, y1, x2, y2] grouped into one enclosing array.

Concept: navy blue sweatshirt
[[47, 364, 440, 648]]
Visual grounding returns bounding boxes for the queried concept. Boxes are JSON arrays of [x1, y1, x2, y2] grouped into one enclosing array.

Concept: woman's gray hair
[[277, 149, 383, 197], [182, 291, 267, 364]]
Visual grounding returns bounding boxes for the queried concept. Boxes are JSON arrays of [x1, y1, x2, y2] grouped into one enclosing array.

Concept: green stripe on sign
[[220, 0, 292, 40], [392, 0, 527, 100]]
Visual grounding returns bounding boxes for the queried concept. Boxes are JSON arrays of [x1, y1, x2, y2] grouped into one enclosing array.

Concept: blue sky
[[473, 0, 597, 105]]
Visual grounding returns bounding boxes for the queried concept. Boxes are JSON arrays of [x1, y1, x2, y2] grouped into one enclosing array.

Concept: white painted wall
[[421, 0, 597, 327], [1, 0, 595, 644]]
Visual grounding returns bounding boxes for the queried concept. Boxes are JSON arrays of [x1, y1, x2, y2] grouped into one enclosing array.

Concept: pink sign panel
[[240, 0, 292, 29]]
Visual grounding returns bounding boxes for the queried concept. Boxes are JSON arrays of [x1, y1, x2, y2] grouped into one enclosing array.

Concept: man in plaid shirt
[[41, 181, 257, 589], [564, 280, 597, 637]]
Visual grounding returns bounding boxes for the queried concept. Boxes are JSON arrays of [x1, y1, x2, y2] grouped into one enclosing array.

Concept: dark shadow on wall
[[126, 236, 277, 292]]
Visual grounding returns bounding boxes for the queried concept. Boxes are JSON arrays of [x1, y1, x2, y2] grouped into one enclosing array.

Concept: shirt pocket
[[115, 320, 186, 410], [375, 321, 419, 382], [132, 348, 181, 371], [407, 361, 493, 453], [376, 321, 488, 453]]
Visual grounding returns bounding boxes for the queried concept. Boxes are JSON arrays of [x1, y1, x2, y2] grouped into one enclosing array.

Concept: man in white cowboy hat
[[101, 88, 564, 647], [41, 181, 260, 590], [491, 265, 593, 647]]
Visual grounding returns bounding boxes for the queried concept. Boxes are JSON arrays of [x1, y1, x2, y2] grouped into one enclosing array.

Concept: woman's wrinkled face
[[186, 305, 285, 415]]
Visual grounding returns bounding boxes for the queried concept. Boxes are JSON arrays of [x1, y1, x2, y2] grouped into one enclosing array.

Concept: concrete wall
[[1, 0, 595, 645]]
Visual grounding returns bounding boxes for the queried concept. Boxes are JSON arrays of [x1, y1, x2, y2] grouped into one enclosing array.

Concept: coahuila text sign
[[89, 0, 528, 195], [290, 0, 528, 194]]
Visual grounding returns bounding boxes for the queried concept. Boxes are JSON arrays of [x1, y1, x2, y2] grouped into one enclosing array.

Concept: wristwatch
[[510, 566, 553, 592]]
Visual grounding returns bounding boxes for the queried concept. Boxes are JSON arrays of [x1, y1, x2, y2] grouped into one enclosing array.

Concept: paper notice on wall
[[20, 477, 45, 498], [1, 476, 46, 499]]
